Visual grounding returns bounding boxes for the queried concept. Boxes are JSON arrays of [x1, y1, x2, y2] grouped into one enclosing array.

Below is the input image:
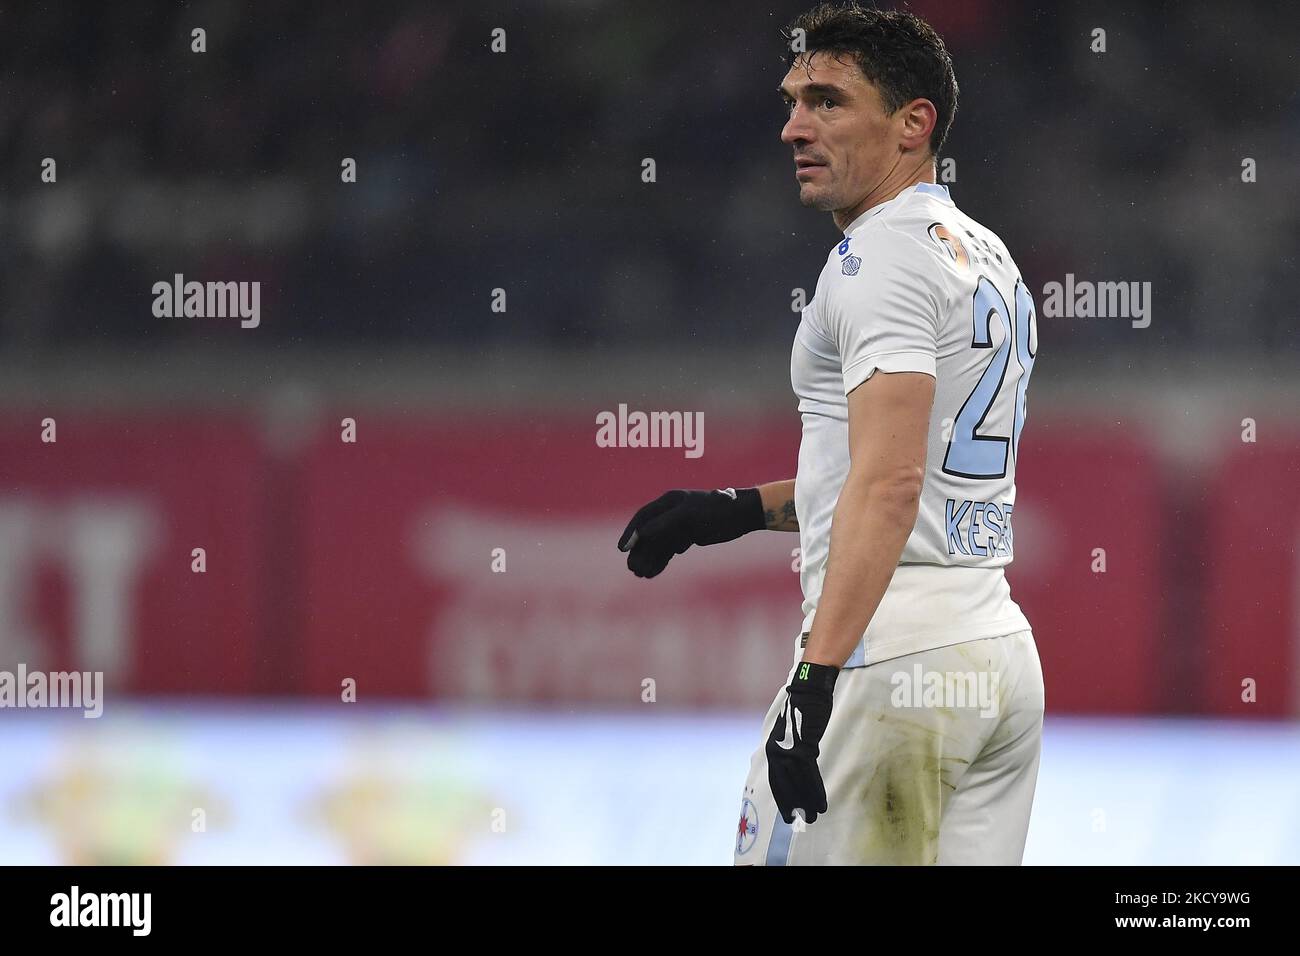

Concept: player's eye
[[821, 97, 836, 110]]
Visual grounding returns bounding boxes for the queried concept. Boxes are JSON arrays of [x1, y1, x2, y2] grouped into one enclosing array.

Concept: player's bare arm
[[758, 479, 798, 531], [800, 370, 934, 668], [762, 370, 934, 827]]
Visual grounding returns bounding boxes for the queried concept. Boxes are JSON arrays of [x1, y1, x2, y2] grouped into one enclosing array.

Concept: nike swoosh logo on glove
[[774, 701, 800, 750]]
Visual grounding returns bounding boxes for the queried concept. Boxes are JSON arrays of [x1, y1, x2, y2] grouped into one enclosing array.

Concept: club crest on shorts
[[841, 254, 861, 276], [736, 798, 759, 855]]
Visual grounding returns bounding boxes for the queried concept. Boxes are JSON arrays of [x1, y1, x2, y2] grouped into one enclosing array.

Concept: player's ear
[[897, 97, 937, 153]]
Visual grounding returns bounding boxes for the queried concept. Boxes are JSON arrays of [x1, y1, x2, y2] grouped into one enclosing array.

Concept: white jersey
[[792, 182, 1034, 667]]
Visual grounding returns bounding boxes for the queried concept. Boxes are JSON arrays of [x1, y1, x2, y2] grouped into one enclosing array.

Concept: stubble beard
[[799, 181, 841, 212]]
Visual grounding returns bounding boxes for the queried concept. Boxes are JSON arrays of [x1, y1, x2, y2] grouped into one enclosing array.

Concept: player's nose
[[781, 107, 815, 146]]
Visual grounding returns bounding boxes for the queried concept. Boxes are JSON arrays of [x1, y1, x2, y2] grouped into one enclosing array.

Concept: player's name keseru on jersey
[[946, 497, 1015, 558], [791, 182, 1034, 668]]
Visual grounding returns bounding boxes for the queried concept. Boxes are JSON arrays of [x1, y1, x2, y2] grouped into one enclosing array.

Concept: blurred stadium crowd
[[1, 0, 1296, 355]]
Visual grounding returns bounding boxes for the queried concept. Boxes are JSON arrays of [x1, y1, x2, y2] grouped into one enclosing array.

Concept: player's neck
[[832, 155, 937, 233]]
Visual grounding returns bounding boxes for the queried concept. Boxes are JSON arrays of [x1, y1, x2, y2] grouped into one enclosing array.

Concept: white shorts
[[734, 630, 1044, 865]]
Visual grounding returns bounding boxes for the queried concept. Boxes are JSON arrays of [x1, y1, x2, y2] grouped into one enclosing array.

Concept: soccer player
[[617, 3, 1044, 865]]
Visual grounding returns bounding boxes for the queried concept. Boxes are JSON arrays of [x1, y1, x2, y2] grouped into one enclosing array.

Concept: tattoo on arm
[[764, 498, 798, 532]]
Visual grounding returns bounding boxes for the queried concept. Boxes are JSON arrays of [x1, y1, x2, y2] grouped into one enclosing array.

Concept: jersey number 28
[[941, 275, 1037, 480]]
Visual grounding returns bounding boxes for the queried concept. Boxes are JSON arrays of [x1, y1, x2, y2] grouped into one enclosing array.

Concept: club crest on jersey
[[841, 254, 861, 276], [736, 798, 759, 855]]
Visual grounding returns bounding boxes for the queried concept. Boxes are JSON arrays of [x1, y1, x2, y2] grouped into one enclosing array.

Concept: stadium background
[[1, 0, 1297, 863]]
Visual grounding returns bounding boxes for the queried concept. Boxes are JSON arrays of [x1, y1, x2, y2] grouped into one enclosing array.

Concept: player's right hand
[[766, 661, 838, 825], [617, 487, 764, 578]]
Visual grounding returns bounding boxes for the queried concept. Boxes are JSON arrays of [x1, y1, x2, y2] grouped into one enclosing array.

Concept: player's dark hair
[[783, 2, 959, 155]]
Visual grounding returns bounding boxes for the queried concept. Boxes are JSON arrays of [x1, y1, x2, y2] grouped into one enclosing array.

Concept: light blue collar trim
[[841, 182, 953, 235], [914, 182, 952, 201]]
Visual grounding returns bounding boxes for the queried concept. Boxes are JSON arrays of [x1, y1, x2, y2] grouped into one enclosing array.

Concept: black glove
[[766, 661, 838, 825], [617, 487, 764, 579]]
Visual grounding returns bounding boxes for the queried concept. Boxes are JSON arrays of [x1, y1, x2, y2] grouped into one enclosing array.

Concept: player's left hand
[[765, 661, 838, 825], [617, 487, 764, 579]]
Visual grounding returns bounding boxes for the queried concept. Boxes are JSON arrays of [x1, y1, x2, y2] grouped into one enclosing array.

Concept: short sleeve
[[826, 234, 942, 396]]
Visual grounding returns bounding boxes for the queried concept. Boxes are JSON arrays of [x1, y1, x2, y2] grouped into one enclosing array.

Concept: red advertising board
[[1009, 423, 1165, 713], [296, 415, 806, 707], [1202, 438, 1300, 716], [0, 414, 264, 694], [296, 413, 1166, 712], [1, 407, 1279, 716]]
